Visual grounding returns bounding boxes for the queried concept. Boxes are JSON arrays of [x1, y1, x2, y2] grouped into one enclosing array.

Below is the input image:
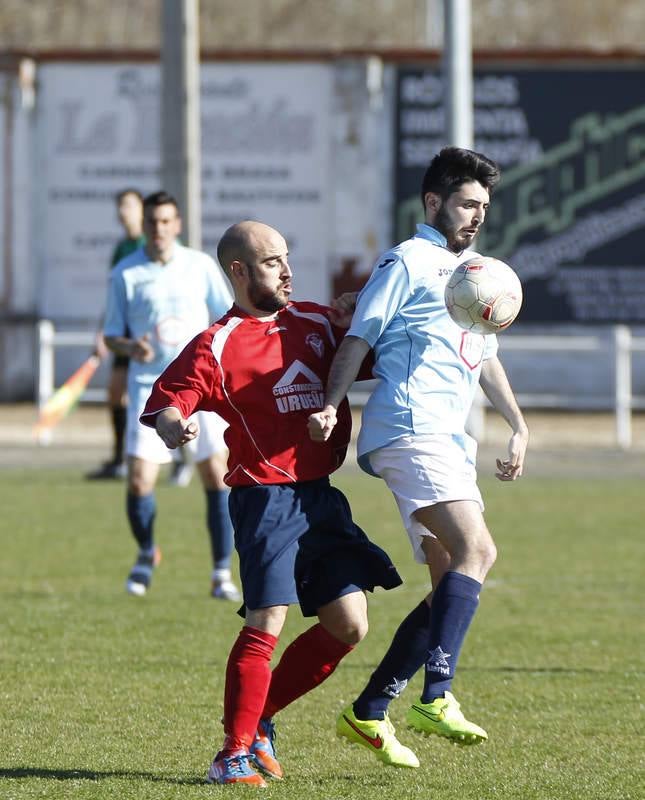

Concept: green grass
[[1, 467, 643, 799]]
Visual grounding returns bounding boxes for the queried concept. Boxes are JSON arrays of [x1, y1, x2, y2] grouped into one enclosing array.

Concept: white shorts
[[127, 382, 228, 464], [368, 433, 484, 564]]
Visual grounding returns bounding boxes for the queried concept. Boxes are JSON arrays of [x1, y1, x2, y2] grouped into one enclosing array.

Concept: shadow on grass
[[342, 662, 606, 675], [464, 666, 605, 674], [0, 766, 203, 786]]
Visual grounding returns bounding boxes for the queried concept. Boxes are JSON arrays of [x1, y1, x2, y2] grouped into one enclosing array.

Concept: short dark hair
[[143, 190, 180, 214], [115, 188, 143, 204], [420, 147, 500, 209]]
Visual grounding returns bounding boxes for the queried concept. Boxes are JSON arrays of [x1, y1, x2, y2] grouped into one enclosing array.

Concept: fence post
[[37, 320, 55, 408], [36, 319, 55, 446], [614, 325, 632, 450]]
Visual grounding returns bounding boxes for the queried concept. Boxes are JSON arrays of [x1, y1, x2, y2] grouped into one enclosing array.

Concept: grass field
[[1, 466, 643, 799]]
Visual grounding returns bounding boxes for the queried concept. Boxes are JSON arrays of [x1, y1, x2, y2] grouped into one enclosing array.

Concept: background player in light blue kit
[[103, 190, 239, 600], [309, 147, 529, 766]]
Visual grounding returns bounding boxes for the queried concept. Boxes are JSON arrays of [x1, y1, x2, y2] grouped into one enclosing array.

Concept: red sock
[[222, 626, 278, 753], [262, 623, 354, 719]]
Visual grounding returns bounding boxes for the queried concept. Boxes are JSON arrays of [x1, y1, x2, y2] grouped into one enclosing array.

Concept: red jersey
[[141, 301, 362, 486]]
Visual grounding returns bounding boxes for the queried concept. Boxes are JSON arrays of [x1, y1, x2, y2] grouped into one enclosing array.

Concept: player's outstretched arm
[[308, 335, 370, 442], [155, 407, 199, 449], [479, 356, 529, 481]]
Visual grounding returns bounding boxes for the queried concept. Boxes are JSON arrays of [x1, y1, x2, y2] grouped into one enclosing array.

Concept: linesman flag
[[34, 354, 100, 437]]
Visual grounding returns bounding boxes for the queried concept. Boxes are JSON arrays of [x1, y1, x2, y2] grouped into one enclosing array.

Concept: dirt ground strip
[[1, 403, 644, 478]]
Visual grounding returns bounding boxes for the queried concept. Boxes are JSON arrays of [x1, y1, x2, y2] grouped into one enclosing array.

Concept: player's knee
[[324, 615, 368, 646], [475, 536, 497, 574], [489, 539, 497, 567], [345, 613, 370, 645], [128, 475, 154, 496], [459, 530, 496, 577], [246, 605, 288, 637], [350, 616, 369, 644]]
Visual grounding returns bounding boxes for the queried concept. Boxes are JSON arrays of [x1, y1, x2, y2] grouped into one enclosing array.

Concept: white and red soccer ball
[[444, 256, 523, 335]]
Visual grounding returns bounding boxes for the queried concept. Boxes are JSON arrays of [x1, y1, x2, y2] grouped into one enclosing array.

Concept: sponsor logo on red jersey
[[272, 360, 324, 413]]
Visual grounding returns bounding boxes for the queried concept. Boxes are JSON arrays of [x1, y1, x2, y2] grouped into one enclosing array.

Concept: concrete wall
[[1, 1, 643, 53]]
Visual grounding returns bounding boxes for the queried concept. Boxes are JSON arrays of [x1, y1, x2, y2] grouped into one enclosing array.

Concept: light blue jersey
[[104, 243, 233, 391], [347, 224, 498, 474]]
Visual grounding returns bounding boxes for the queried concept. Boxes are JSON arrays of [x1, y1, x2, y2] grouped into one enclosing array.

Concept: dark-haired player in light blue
[[309, 147, 529, 765], [103, 190, 239, 601]]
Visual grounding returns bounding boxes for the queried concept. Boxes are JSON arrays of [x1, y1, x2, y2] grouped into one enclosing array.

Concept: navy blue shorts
[[229, 477, 402, 617]]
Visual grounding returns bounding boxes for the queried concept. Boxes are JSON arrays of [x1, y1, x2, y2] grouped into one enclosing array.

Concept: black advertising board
[[395, 67, 645, 323]]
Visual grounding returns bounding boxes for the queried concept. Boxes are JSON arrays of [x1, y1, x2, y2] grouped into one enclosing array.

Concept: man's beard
[[248, 272, 288, 313], [435, 205, 475, 254]]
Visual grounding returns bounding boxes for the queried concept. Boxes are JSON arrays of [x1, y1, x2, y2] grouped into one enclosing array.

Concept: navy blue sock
[[111, 406, 126, 463], [421, 571, 481, 703], [206, 488, 234, 570], [126, 492, 156, 551], [353, 600, 432, 721]]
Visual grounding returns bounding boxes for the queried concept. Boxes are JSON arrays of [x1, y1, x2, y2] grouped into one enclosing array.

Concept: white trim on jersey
[[226, 464, 264, 485], [211, 315, 245, 362], [273, 360, 322, 389], [286, 306, 337, 348], [140, 403, 176, 425]]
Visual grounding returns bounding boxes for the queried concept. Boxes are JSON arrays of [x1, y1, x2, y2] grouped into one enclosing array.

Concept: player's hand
[[93, 331, 110, 361], [308, 406, 338, 442], [495, 428, 528, 481], [329, 292, 358, 329], [156, 413, 199, 449], [131, 334, 155, 363]]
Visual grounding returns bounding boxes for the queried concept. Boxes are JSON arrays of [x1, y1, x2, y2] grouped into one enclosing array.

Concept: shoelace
[[224, 754, 252, 775]]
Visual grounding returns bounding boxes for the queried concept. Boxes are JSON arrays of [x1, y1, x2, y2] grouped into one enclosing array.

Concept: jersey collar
[[415, 223, 448, 248], [231, 302, 291, 322], [145, 241, 181, 266]]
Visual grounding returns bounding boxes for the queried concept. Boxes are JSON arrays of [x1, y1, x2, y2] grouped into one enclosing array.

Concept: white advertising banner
[[37, 62, 332, 321]]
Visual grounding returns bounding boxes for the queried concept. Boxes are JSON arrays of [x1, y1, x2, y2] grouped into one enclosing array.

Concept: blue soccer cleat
[[250, 718, 283, 779], [206, 749, 267, 787]]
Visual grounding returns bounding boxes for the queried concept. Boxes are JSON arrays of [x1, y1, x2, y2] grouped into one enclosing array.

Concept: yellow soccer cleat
[[336, 706, 419, 768], [407, 691, 488, 744]]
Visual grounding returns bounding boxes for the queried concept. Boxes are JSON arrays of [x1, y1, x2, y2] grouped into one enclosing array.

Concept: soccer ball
[[444, 256, 523, 335]]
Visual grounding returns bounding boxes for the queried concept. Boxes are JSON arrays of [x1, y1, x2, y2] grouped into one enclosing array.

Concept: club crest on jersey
[[305, 332, 324, 358], [156, 316, 190, 346], [459, 331, 485, 370], [272, 360, 325, 414]]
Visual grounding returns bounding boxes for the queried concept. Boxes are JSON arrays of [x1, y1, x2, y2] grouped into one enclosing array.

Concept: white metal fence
[[496, 326, 645, 449], [36, 321, 101, 408], [37, 320, 645, 448]]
